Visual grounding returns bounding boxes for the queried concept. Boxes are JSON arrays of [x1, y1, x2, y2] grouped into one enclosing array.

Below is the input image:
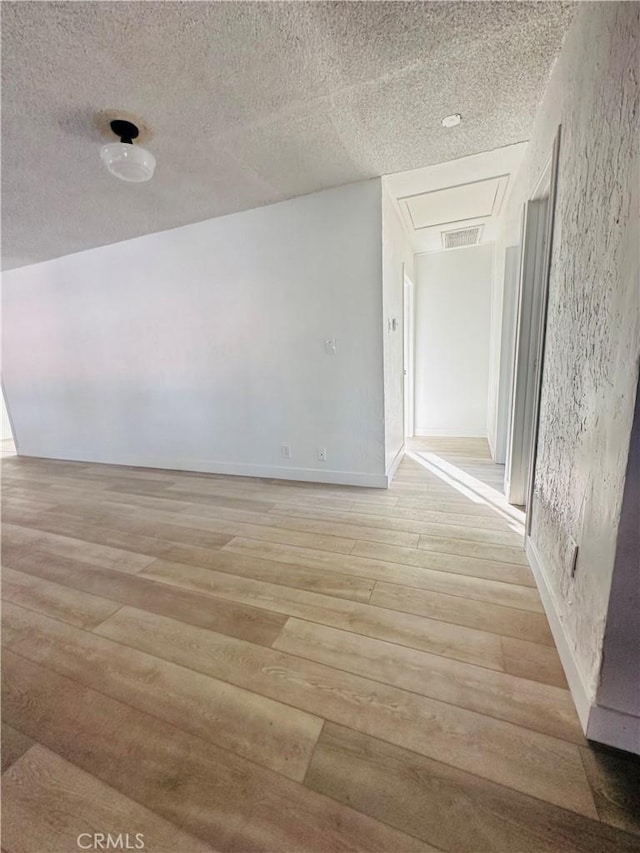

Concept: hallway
[[1, 444, 638, 852], [406, 436, 507, 492]]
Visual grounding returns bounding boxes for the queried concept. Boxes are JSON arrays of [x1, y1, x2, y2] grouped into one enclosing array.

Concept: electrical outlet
[[569, 536, 579, 578], [281, 444, 291, 459], [317, 448, 327, 462]]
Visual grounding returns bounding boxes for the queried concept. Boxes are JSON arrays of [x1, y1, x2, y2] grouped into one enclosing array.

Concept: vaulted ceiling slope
[[1, 1, 574, 269]]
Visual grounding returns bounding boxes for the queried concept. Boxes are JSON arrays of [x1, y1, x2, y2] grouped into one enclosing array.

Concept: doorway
[[403, 272, 415, 439], [505, 128, 561, 531]]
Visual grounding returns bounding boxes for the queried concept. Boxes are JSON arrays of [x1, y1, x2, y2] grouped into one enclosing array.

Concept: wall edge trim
[[586, 704, 640, 756], [487, 431, 496, 461], [386, 444, 405, 485]]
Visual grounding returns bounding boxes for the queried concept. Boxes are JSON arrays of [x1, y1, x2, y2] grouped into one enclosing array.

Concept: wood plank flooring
[[2, 438, 639, 852]]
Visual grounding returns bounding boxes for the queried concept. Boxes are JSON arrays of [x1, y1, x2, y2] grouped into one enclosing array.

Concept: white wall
[[414, 244, 493, 437], [381, 183, 414, 474], [504, 2, 639, 731], [2, 179, 388, 486]]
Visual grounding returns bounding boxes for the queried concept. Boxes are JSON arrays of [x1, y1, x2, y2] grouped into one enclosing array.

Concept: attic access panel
[[402, 176, 505, 231]]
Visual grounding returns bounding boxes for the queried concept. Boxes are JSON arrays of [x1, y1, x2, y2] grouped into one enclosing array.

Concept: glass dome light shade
[[100, 142, 156, 182]]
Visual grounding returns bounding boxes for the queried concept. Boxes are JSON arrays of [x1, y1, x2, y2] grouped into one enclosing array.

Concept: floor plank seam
[[4, 642, 597, 828], [367, 580, 376, 604], [302, 718, 327, 788], [89, 602, 126, 633], [4, 550, 559, 673], [2, 728, 223, 852], [2, 598, 583, 755], [1, 642, 323, 787], [5, 562, 568, 691], [140, 546, 538, 610], [298, 713, 599, 825], [134, 567, 557, 652]]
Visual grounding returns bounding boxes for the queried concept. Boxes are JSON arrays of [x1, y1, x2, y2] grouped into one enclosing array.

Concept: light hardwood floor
[[1, 438, 639, 852]]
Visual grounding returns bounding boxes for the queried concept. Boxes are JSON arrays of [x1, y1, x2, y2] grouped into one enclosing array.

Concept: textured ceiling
[[1, 1, 574, 269]]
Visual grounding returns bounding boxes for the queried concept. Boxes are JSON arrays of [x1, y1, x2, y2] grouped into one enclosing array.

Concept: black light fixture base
[[110, 119, 139, 145]]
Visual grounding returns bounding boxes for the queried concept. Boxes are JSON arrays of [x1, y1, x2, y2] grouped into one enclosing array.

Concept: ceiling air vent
[[442, 225, 483, 250]]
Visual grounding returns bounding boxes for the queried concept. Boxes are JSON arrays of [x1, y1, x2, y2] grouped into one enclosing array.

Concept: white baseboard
[[386, 444, 405, 485], [587, 704, 640, 755], [414, 427, 488, 438], [16, 450, 388, 489], [525, 537, 592, 731]]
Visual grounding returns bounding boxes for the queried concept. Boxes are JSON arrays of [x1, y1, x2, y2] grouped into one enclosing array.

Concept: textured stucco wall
[[505, 2, 639, 702]]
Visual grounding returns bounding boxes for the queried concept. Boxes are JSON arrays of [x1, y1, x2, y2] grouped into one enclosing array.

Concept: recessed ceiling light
[[441, 113, 462, 128], [100, 119, 156, 182]]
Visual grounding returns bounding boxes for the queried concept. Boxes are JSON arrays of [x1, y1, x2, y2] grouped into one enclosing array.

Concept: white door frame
[[403, 271, 416, 439], [506, 127, 561, 526]]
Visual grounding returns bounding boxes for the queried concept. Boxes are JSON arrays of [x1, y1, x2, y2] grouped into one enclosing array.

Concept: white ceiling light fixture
[[100, 119, 156, 182], [441, 113, 462, 128]]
